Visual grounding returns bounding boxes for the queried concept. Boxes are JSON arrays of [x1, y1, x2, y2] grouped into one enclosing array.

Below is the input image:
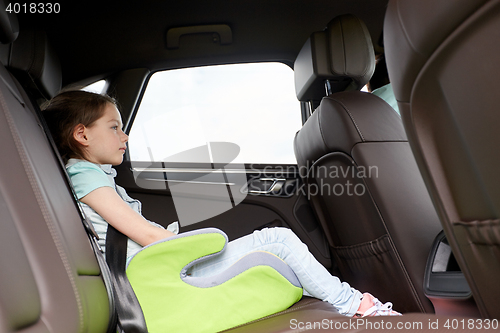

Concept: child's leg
[[187, 227, 363, 316]]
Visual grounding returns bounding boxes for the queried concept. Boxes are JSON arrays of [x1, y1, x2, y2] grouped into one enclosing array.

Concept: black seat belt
[[106, 225, 150, 333]]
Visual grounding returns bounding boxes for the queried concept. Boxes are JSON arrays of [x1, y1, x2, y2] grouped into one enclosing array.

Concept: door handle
[[248, 178, 286, 195]]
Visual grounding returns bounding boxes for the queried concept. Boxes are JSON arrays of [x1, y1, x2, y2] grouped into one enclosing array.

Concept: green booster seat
[[126, 228, 304, 333]]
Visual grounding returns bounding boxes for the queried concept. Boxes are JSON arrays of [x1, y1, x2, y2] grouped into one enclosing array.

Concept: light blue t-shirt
[[66, 159, 178, 259], [372, 83, 400, 115]]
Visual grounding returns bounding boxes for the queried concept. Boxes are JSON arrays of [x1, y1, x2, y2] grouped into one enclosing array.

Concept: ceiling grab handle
[[166, 24, 233, 49]]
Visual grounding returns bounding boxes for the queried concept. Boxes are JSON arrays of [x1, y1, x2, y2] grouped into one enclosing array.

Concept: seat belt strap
[[106, 224, 149, 333]]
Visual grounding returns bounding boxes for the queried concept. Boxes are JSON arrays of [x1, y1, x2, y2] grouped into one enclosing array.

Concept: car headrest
[[0, 0, 19, 44], [384, 0, 488, 103], [294, 14, 375, 102], [9, 30, 62, 99]]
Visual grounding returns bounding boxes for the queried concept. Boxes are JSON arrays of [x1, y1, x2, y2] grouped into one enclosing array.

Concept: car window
[[81, 79, 106, 94], [128, 63, 301, 164]]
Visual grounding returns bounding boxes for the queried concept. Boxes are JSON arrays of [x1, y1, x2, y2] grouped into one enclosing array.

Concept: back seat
[[0, 24, 111, 333], [0, 3, 481, 332]]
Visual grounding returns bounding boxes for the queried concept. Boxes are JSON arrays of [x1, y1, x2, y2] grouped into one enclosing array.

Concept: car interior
[[0, 0, 499, 332]]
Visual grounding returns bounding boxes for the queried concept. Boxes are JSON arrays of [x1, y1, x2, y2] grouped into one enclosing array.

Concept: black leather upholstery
[[293, 14, 442, 313], [385, 0, 500, 319]]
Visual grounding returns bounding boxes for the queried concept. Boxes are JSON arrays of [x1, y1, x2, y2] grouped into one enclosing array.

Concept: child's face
[[82, 103, 128, 165]]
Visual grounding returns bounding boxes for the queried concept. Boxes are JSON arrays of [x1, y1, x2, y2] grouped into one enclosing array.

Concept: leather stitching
[[332, 98, 365, 141]]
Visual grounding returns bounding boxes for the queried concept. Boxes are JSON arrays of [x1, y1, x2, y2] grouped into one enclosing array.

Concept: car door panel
[[114, 160, 332, 268]]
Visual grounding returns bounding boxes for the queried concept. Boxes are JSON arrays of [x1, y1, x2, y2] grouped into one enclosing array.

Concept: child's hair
[[42, 90, 119, 163]]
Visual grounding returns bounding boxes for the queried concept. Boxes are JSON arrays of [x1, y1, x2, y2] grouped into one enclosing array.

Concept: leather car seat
[[0, 15, 114, 333], [293, 14, 442, 313], [384, 0, 500, 319]]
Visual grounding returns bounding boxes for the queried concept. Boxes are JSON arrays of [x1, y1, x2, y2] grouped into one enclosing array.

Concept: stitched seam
[[385, 232, 425, 311], [333, 98, 365, 141], [340, 19, 346, 74], [0, 91, 85, 332], [395, 0, 423, 56], [453, 219, 500, 246], [316, 109, 329, 155], [356, 15, 372, 78]]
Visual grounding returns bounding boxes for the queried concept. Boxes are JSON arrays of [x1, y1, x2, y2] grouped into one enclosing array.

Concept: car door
[[112, 62, 332, 268]]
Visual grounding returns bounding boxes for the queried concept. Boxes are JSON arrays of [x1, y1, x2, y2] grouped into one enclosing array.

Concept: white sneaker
[[355, 293, 402, 317]]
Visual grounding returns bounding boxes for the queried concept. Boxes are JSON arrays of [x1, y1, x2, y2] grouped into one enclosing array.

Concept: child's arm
[[80, 186, 176, 246]]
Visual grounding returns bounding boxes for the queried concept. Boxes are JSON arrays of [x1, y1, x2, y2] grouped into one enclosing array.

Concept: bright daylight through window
[[128, 62, 302, 164]]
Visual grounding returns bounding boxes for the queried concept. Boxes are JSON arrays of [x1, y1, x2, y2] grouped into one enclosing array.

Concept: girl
[[42, 90, 400, 318]]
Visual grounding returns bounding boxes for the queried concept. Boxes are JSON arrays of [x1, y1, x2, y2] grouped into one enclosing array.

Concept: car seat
[[293, 14, 442, 313], [384, 0, 500, 319]]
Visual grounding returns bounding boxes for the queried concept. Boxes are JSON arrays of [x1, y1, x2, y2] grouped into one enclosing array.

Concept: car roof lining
[[18, 0, 388, 86]]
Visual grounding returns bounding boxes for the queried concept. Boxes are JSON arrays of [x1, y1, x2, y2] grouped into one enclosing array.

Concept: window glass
[[128, 63, 301, 164], [81, 79, 106, 94]]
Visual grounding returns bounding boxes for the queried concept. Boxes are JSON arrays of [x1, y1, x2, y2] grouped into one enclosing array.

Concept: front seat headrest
[[294, 14, 375, 102]]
